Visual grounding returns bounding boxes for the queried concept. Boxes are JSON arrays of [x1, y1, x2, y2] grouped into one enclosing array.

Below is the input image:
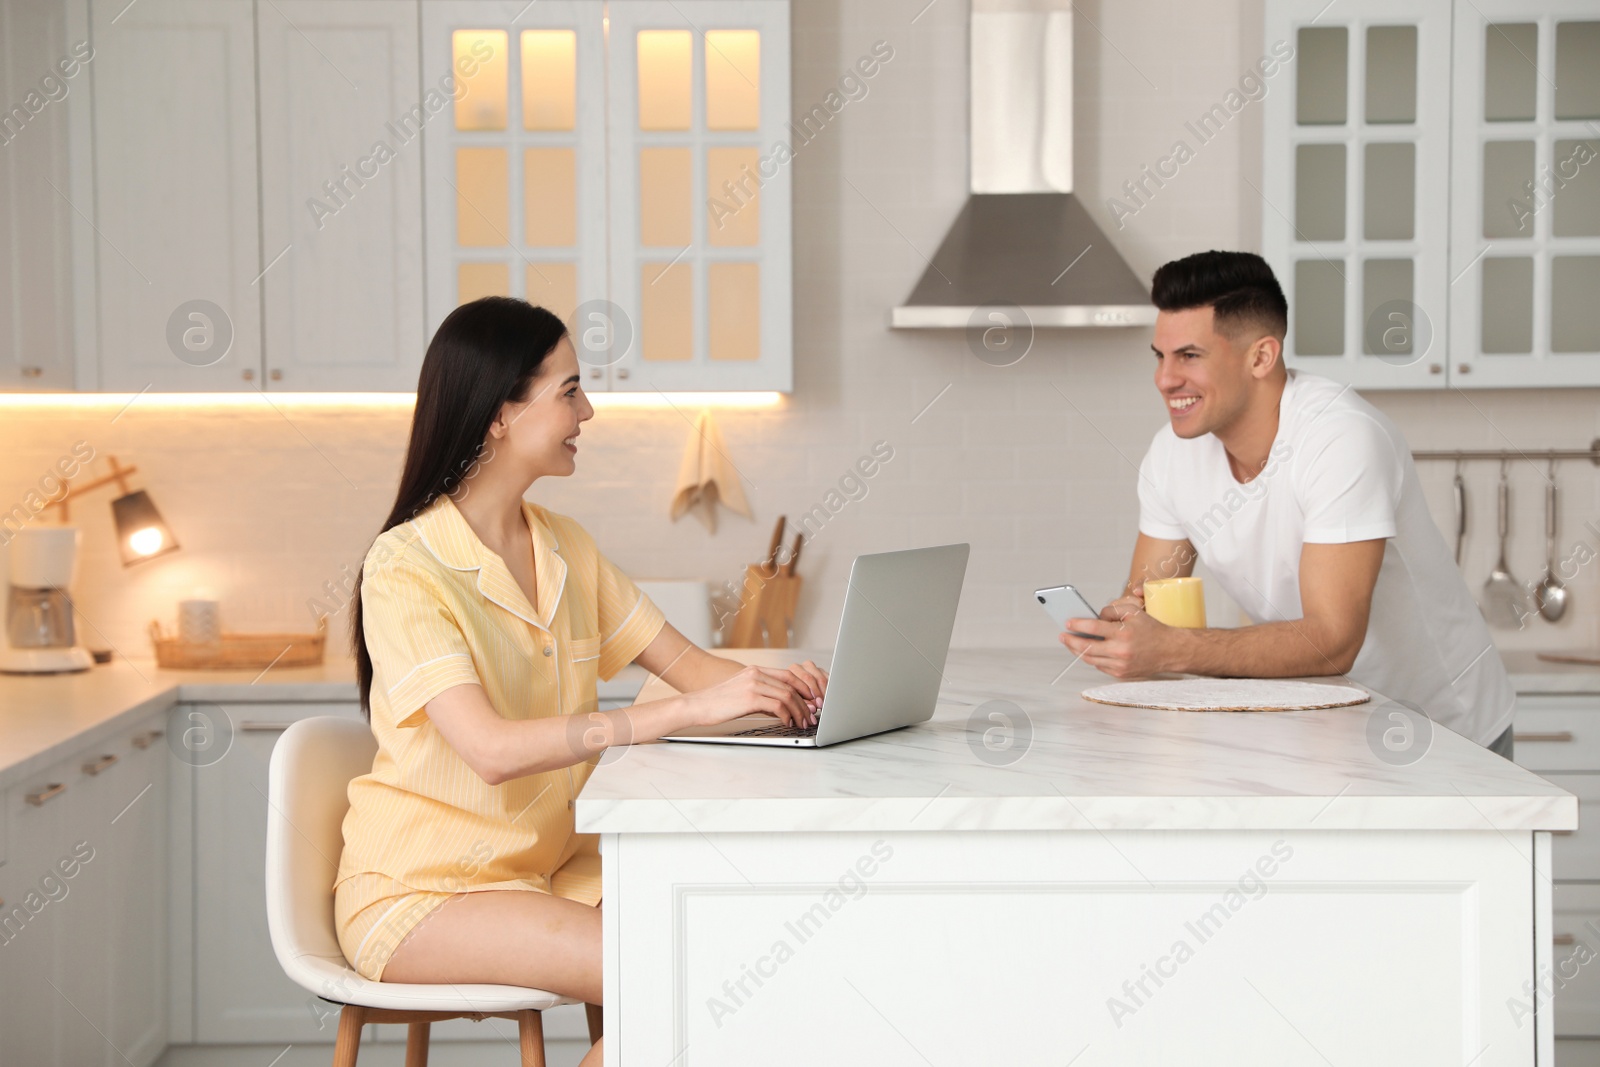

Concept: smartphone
[[1035, 585, 1105, 640]]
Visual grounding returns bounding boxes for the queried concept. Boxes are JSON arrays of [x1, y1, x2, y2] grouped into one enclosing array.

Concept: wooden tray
[[1082, 678, 1371, 713], [149, 617, 326, 670]]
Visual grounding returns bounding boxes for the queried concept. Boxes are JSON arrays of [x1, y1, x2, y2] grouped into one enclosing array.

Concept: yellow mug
[[1144, 577, 1206, 628]]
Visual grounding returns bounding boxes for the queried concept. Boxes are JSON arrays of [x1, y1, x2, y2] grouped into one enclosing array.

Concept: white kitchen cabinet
[[0, 0, 79, 391], [257, 0, 427, 391], [0, 712, 168, 1067], [1263, 0, 1600, 389], [1262, 0, 1454, 389], [88, 0, 263, 392], [1449, 0, 1600, 387], [605, 0, 792, 392], [421, 0, 609, 366]]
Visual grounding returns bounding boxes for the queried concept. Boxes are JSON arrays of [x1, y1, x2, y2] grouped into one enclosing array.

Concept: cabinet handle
[[1457, 363, 1472, 375], [26, 783, 67, 806], [270, 369, 283, 381], [132, 729, 166, 749], [243, 368, 255, 381], [21, 366, 42, 378], [1429, 363, 1442, 375], [240, 721, 290, 732], [1555, 933, 1578, 947], [1514, 732, 1574, 743], [616, 368, 630, 380], [588, 368, 602, 379], [82, 753, 119, 776]]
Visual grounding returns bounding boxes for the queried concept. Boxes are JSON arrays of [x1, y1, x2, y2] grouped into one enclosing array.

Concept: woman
[[336, 297, 826, 1067]]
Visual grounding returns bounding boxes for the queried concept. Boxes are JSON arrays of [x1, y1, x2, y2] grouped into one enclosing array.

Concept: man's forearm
[[1169, 619, 1360, 678]]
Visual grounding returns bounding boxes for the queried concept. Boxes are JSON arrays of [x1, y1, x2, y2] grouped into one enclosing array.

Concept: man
[[1059, 250, 1516, 756]]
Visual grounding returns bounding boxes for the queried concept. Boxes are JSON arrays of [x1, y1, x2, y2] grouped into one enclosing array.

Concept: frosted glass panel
[[639, 148, 692, 247], [641, 262, 693, 361], [1296, 144, 1345, 241], [1365, 26, 1417, 124], [638, 30, 692, 130], [1361, 259, 1414, 355], [1294, 260, 1345, 355], [1297, 27, 1347, 125], [1555, 22, 1600, 119], [1484, 24, 1536, 122], [1364, 143, 1415, 240], [526, 261, 577, 323], [1481, 257, 1533, 354], [458, 262, 510, 304], [1553, 140, 1600, 237], [1552, 257, 1600, 352], [709, 263, 760, 361], [456, 148, 510, 246], [707, 147, 760, 246], [705, 30, 760, 130], [524, 149, 576, 247], [453, 31, 508, 131], [521, 30, 576, 131], [1482, 141, 1534, 238]]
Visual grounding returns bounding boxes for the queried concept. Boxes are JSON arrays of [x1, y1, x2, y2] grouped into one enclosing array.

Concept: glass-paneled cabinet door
[[1262, 0, 1452, 389], [605, 1, 792, 392], [1450, 0, 1600, 387], [421, 0, 607, 378]]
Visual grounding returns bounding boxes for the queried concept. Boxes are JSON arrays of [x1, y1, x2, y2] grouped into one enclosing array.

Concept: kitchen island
[[578, 649, 1576, 1066]]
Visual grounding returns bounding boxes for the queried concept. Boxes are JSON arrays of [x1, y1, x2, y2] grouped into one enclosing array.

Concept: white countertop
[[575, 649, 1579, 835], [0, 657, 645, 792]]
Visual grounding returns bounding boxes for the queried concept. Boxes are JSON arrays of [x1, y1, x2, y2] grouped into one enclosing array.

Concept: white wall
[[0, 0, 1595, 664]]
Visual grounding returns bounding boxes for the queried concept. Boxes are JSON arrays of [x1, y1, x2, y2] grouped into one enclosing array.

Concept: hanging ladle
[[1534, 458, 1568, 622]]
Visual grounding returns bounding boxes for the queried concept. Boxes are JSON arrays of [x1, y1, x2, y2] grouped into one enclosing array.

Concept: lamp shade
[[111, 490, 179, 566]]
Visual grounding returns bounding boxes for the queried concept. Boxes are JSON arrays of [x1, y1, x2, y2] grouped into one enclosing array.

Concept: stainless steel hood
[[891, 1, 1155, 329]]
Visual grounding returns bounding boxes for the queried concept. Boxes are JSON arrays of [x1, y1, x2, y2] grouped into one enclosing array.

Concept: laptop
[[661, 543, 969, 748]]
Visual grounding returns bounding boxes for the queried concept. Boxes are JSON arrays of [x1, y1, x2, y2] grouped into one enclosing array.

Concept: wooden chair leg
[[518, 1009, 547, 1067], [405, 1021, 430, 1067], [585, 1002, 603, 1043], [332, 1005, 366, 1067]]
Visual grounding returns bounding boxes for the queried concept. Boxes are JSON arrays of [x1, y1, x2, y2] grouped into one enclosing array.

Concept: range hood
[[891, 1, 1156, 329]]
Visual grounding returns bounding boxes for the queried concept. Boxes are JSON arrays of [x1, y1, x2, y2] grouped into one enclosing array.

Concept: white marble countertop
[[576, 649, 1579, 835], [0, 657, 645, 792]]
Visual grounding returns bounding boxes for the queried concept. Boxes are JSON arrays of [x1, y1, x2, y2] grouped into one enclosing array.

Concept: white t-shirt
[[1136, 370, 1515, 746]]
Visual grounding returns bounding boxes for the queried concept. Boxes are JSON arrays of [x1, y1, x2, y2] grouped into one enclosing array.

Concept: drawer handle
[[1555, 934, 1578, 947], [132, 729, 165, 749], [26, 783, 67, 806], [1515, 732, 1575, 743], [240, 721, 290, 732], [82, 753, 119, 776]]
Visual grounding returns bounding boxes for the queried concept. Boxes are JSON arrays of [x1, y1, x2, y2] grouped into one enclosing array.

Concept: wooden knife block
[[724, 565, 802, 648]]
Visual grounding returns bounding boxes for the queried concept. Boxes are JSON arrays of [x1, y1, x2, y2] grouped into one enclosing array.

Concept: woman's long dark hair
[[353, 297, 569, 717]]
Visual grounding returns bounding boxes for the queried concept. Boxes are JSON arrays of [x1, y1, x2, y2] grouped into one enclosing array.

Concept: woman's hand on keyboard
[[686, 665, 814, 729]]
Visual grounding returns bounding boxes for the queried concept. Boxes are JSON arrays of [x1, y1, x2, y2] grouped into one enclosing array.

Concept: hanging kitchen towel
[[670, 409, 751, 532]]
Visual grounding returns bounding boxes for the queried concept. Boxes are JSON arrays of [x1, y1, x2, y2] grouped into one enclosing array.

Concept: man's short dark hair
[[1151, 251, 1288, 342]]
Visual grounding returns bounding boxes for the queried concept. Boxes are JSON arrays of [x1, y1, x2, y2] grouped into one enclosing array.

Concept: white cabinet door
[[0, 0, 79, 391], [421, 1, 608, 370], [89, 0, 262, 391], [606, 0, 792, 392], [0, 760, 73, 1067], [1262, 0, 1453, 389], [1449, 0, 1600, 387], [258, 0, 427, 392], [191, 701, 366, 1043], [101, 719, 169, 1067]]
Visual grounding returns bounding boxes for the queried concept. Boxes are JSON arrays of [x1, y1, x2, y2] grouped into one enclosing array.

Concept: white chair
[[266, 716, 600, 1066]]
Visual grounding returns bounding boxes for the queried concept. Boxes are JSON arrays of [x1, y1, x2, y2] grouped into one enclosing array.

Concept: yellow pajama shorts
[[334, 873, 457, 982]]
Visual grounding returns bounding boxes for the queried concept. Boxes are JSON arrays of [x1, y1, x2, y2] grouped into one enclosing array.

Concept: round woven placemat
[[1081, 678, 1371, 712]]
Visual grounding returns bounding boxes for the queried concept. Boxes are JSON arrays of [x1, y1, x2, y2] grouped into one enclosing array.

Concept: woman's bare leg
[[381, 890, 603, 1060]]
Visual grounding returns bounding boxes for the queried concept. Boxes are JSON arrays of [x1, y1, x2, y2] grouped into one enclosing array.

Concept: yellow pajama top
[[335, 495, 666, 920]]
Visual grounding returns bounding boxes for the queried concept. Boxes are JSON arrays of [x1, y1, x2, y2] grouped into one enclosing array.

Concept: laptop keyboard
[[732, 722, 818, 739]]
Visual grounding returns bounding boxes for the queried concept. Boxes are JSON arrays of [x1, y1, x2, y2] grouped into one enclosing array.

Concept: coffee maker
[[1, 526, 93, 674]]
